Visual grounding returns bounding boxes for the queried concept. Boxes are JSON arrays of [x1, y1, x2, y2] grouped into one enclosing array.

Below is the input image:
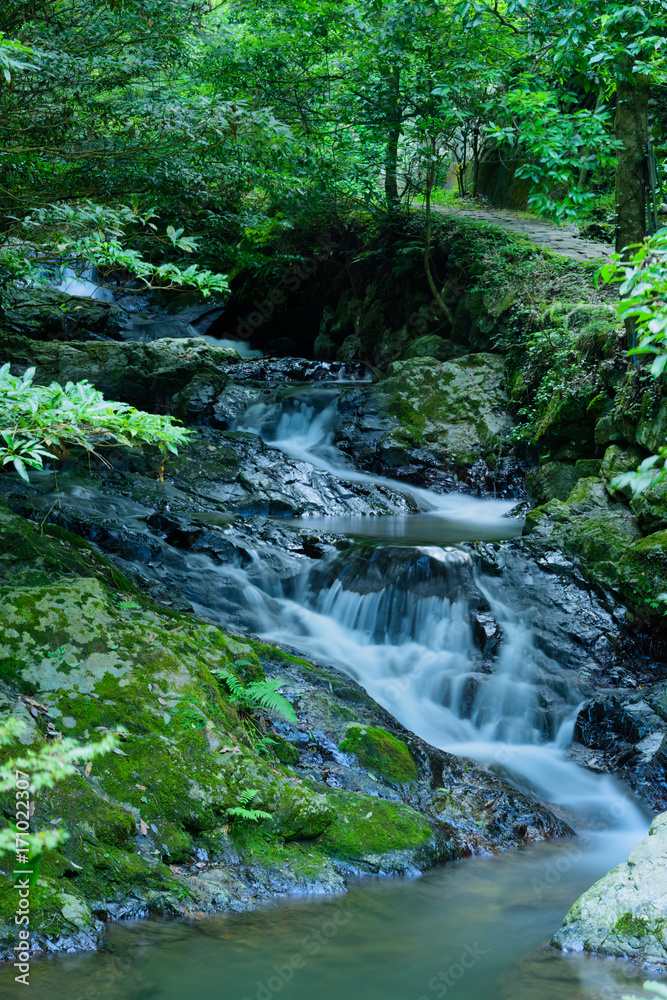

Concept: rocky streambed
[[1, 257, 667, 979]]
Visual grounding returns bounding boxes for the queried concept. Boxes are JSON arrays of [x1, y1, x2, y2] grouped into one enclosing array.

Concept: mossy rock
[[375, 353, 512, 470], [600, 444, 644, 500], [319, 790, 433, 862], [524, 478, 641, 590], [618, 531, 667, 623], [631, 479, 667, 534], [401, 335, 460, 362], [339, 724, 417, 782], [526, 461, 579, 504]]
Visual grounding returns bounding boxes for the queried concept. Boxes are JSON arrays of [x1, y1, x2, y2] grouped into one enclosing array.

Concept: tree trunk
[[384, 65, 401, 207], [614, 73, 650, 257]]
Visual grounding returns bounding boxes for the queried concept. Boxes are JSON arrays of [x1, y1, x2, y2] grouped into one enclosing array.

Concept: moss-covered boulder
[[523, 477, 641, 590], [525, 461, 580, 504], [1, 333, 234, 414], [600, 444, 645, 500], [631, 480, 667, 534], [339, 725, 418, 782], [375, 353, 512, 470], [401, 335, 461, 362], [0, 286, 125, 342], [618, 531, 667, 624], [552, 812, 667, 969]]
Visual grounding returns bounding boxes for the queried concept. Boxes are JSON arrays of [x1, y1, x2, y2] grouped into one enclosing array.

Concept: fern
[[214, 669, 297, 725], [227, 788, 272, 824], [244, 680, 298, 725]]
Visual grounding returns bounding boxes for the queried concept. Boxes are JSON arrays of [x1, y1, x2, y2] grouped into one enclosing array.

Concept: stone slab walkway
[[429, 204, 613, 264]]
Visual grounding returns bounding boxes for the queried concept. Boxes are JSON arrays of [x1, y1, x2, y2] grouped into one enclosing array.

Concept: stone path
[[429, 204, 613, 264]]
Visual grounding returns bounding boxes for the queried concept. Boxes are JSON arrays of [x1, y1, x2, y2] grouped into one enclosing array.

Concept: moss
[[319, 790, 432, 859], [339, 724, 417, 782], [618, 531, 667, 623], [612, 912, 649, 939], [269, 733, 300, 765]]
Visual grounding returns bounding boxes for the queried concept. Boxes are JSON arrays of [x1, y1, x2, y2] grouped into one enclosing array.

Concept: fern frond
[[214, 668, 245, 700], [227, 806, 272, 822], [245, 680, 297, 725]]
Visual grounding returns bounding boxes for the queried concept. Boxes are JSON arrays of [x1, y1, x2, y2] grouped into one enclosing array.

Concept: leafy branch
[[0, 364, 191, 481]]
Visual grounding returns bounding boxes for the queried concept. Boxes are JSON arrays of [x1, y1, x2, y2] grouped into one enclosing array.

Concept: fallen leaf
[[84, 762, 93, 777], [112, 748, 128, 756], [150, 823, 158, 834], [139, 820, 148, 836], [168, 625, 184, 633], [135, 784, 147, 791], [158, 697, 168, 705], [148, 633, 156, 643], [219, 746, 241, 754], [169, 865, 182, 874], [365, 812, 373, 819]]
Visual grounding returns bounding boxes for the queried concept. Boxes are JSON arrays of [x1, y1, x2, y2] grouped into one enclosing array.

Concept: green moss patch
[[319, 791, 432, 860], [339, 724, 417, 782]]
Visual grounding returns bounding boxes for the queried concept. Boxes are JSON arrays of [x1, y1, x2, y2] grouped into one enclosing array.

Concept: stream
[[2, 365, 662, 998]]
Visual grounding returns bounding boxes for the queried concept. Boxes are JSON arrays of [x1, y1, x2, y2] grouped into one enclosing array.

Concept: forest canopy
[[1, 0, 666, 295]]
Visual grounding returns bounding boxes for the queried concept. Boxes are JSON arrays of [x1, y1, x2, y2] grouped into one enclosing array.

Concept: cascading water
[[228, 384, 648, 844], [5, 370, 660, 1000]]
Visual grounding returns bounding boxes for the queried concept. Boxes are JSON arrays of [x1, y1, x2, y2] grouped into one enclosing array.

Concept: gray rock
[[552, 811, 667, 970]]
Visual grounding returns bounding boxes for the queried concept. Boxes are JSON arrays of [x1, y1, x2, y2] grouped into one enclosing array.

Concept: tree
[[455, 0, 667, 252]]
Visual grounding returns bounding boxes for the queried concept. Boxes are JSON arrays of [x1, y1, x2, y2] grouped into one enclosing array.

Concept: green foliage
[[226, 788, 272, 824], [0, 363, 191, 481], [1, 200, 229, 296], [0, 716, 117, 861], [214, 665, 298, 726], [599, 228, 667, 492]]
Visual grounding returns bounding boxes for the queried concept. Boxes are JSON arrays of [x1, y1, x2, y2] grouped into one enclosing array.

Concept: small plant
[[599, 229, 667, 495], [0, 716, 117, 863], [0, 364, 191, 481], [215, 666, 298, 726], [226, 789, 272, 824]]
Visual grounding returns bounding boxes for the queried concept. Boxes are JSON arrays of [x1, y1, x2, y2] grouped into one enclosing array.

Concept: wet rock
[[573, 692, 667, 811], [472, 611, 502, 656], [334, 354, 523, 498], [2, 334, 235, 413], [0, 287, 125, 342], [552, 811, 667, 970]]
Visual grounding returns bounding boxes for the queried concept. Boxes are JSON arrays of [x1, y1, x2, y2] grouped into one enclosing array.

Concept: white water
[[26, 382, 649, 865], [231, 387, 649, 852]]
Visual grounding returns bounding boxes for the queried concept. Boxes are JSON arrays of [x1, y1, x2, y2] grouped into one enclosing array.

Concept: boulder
[[0, 287, 125, 342], [2, 334, 236, 414], [375, 353, 513, 471], [552, 811, 667, 969], [526, 461, 580, 504], [523, 477, 641, 590]]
